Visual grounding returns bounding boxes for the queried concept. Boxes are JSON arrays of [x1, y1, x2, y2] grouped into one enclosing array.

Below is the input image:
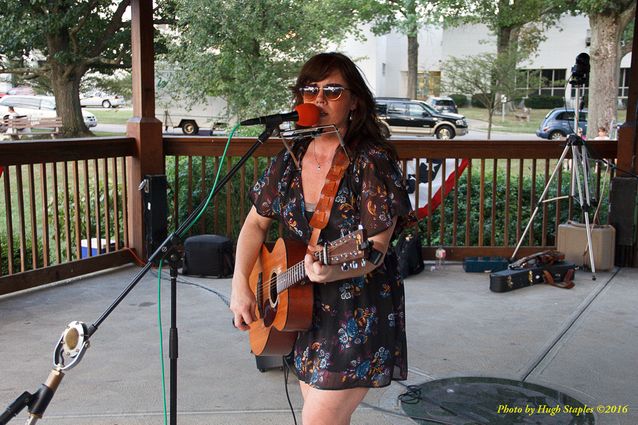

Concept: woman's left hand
[[304, 253, 336, 283]]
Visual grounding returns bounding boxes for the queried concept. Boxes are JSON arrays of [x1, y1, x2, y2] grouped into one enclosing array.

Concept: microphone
[[240, 103, 320, 127]]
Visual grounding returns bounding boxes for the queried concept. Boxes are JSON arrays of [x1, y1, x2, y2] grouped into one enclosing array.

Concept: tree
[[0, 1, 172, 136], [571, 0, 635, 139], [165, 0, 363, 121], [453, 0, 569, 56], [360, 0, 456, 99], [442, 50, 539, 138]]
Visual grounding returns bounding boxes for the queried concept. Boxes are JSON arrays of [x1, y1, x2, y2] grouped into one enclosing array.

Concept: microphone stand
[[0, 124, 279, 425]]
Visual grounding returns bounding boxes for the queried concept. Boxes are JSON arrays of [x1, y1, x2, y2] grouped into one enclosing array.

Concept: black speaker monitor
[[142, 174, 168, 256]]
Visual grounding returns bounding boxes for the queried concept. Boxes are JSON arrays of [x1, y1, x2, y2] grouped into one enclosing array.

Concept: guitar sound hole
[[263, 272, 278, 327], [269, 272, 279, 306]]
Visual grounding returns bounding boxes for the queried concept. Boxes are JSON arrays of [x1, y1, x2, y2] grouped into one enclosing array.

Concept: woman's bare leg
[[299, 381, 369, 425]]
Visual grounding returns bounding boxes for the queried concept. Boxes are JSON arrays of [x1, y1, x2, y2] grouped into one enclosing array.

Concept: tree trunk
[[47, 31, 91, 137], [407, 34, 419, 99], [586, 13, 624, 140], [49, 69, 91, 136], [487, 108, 494, 140], [496, 26, 514, 57]]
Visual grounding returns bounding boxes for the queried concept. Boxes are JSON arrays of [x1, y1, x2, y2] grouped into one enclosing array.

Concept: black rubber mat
[[400, 377, 595, 425]]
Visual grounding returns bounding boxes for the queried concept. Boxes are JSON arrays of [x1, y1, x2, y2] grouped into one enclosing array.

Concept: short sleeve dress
[[250, 139, 412, 390]]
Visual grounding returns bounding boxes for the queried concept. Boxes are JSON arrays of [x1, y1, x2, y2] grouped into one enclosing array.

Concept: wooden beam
[[0, 251, 134, 296], [127, 0, 164, 259], [0, 138, 136, 165]]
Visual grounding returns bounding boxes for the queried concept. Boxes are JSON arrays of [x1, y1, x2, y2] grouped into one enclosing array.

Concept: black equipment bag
[[182, 234, 234, 277], [489, 262, 577, 292], [255, 355, 283, 372], [395, 232, 424, 278]]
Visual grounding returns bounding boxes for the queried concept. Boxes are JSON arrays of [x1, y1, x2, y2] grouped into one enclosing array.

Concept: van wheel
[[549, 131, 564, 140], [182, 121, 199, 135], [436, 125, 455, 139], [102, 100, 112, 108]]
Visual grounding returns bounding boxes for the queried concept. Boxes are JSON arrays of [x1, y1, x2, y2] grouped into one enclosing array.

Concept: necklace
[[311, 141, 325, 173]]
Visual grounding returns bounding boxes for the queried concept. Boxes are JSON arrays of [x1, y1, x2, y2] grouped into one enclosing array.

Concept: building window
[[521, 69, 568, 96], [619, 68, 630, 98]]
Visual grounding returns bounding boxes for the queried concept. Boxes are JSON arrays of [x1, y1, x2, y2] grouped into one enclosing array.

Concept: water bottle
[[434, 247, 446, 270]]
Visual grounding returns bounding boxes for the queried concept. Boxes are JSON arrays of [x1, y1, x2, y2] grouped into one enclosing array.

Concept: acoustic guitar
[[248, 227, 379, 356]]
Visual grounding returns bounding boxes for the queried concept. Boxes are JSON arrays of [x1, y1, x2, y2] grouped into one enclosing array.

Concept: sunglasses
[[299, 84, 349, 101]]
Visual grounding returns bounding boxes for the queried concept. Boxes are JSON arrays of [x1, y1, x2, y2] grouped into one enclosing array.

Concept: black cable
[[149, 269, 231, 307], [282, 355, 298, 425], [392, 380, 485, 425]]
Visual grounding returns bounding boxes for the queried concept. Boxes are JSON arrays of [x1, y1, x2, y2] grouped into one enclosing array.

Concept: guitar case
[[489, 251, 577, 293], [489, 262, 577, 292]]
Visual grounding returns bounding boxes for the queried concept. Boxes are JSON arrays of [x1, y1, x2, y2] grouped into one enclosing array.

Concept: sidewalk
[[1, 263, 637, 424]]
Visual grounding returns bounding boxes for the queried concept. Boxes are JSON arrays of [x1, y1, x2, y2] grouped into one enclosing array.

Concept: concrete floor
[[0, 263, 636, 425]]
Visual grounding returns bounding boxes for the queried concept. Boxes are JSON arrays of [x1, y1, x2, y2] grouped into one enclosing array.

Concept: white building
[[336, 14, 632, 105]]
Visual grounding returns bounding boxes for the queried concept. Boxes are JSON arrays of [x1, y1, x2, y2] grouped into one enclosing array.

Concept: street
[[93, 122, 544, 141]]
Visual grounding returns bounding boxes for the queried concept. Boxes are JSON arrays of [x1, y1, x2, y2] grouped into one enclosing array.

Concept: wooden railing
[[0, 137, 137, 295], [164, 137, 617, 260], [0, 135, 617, 295]]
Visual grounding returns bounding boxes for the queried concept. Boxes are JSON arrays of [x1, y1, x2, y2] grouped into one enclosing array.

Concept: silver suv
[[425, 96, 459, 114]]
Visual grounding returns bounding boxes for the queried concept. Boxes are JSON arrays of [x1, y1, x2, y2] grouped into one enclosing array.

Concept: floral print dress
[[250, 139, 411, 390]]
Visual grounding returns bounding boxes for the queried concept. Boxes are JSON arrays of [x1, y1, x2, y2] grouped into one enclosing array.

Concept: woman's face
[[300, 70, 357, 131]]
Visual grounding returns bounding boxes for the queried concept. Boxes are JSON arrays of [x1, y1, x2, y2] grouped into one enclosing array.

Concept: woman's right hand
[[228, 206, 272, 332], [230, 280, 256, 331]]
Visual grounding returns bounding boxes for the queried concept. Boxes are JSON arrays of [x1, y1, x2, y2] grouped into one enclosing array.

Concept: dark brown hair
[[292, 52, 397, 160]]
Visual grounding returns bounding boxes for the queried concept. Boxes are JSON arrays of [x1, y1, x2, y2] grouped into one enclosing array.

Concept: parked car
[[6, 86, 36, 96], [536, 108, 587, 140], [80, 92, 125, 108], [0, 95, 97, 128], [375, 97, 468, 139], [425, 95, 459, 114]]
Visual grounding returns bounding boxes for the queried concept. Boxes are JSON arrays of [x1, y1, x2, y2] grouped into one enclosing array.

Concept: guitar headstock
[[314, 226, 381, 270]]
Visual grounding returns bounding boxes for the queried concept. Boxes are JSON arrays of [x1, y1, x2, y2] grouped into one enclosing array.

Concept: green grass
[[459, 106, 628, 134], [86, 107, 132, 125]]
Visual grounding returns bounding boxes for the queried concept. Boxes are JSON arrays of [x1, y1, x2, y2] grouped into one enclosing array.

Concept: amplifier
[[557, 221, 615, 271]]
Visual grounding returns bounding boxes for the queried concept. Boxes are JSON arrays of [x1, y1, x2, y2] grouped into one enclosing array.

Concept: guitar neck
[[276, 260, 308, 294]]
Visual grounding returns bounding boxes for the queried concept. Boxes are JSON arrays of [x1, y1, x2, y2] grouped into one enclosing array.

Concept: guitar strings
[[261, 260, 307, 297]]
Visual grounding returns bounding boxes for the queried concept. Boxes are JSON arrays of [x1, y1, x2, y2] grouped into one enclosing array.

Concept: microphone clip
[[278, 125, 351, 170], [53, 321, 90, 371]]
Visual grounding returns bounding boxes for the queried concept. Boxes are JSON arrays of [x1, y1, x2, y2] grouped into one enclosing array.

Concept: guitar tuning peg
[[361, 259, 366, 267], [351, 262, 359, 269], [341, 263, 350, 272]]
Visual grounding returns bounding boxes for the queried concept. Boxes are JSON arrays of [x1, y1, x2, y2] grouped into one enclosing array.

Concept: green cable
[[158, 126, 239, 423], [158, 259, 168, 425], [178, 125, 240, 237]]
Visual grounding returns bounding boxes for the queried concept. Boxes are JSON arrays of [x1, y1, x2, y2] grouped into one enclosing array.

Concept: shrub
[[471, 93, 493, 108], [450, 94, 469, 108], [525, 95, 565, 109]]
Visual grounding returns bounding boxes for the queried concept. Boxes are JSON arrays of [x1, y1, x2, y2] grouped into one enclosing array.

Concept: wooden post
[[127, 0, 164, 259], [614, 7, 638, 266]]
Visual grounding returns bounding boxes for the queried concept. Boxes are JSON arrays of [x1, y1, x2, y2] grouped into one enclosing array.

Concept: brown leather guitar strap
[[307, 147, 350, 254]]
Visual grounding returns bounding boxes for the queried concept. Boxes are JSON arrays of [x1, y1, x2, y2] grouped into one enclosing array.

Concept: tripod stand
[[512, 85, 597, 280]]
